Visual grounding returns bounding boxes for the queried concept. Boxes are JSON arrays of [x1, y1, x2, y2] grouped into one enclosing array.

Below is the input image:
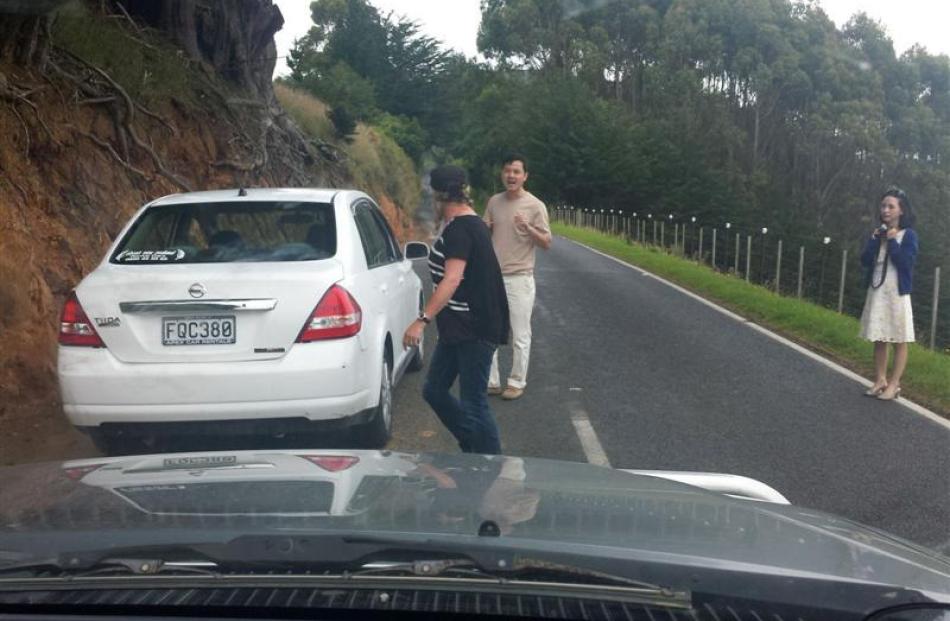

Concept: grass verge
[[554, 222, 950, 416]]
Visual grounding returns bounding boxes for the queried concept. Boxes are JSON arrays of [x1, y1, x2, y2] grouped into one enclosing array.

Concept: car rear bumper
[[58, 339, 377, 427], [76, 409, 376, 442]]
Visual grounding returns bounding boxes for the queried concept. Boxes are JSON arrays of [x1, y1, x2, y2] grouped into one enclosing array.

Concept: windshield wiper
[[354, 556, 676, 592], [0, 534, 688, 604], [0, 554, 668, 592], [0, 557, 218, 578]]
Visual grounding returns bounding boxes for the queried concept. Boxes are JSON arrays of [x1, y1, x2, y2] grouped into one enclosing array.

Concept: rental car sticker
[[116, 249, 186, 262]]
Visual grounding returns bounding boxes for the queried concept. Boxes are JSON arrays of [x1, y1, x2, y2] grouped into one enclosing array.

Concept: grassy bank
[[553, 222, 950, 416], [275, 83, 420, 223]]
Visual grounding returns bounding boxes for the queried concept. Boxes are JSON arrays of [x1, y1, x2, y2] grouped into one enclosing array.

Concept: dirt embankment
[[0, 2, 418, 465]]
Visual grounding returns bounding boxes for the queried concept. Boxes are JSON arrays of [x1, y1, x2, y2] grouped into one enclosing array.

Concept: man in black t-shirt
[[402, 165, 510, 454]]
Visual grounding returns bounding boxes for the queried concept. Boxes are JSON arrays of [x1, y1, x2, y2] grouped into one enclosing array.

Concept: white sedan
[[57, 188, 428, 454]]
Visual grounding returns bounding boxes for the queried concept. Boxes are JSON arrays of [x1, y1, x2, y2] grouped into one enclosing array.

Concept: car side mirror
[[404, 242, 429, 260]]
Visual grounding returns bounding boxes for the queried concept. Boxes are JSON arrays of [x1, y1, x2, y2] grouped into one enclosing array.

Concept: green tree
[[286, 0, 454, 158]]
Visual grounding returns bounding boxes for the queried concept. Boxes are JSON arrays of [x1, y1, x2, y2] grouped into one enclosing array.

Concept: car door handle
[[380, 284, 389, 293]]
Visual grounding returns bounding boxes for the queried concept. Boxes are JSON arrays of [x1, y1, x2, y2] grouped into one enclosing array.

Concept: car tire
[[87, 428, 117, 456], [88, 429, 148, 457], [356, 358, 393, 448]]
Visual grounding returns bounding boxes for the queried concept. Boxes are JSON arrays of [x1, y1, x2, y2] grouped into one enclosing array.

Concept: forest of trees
[[283, 0, 950, 290]]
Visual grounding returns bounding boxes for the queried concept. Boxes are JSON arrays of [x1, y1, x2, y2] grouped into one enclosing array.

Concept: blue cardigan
[[860, 228, 918, 295]]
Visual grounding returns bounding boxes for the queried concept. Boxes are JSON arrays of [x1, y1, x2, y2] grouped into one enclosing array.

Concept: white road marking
[[569, 403, 611, 467], [563, 236, 950, 432]]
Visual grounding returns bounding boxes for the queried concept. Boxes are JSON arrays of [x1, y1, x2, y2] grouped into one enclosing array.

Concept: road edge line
[[562, 236, 950, 432]]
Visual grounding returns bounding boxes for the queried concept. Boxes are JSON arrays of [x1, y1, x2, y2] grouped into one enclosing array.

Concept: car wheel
[[88, 429, 147, 456], [87, 428, 117, 456], [357, 358, 393, 448]]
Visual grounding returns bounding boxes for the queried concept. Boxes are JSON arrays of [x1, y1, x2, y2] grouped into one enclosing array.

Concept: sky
[[272, 0, 950, 77]]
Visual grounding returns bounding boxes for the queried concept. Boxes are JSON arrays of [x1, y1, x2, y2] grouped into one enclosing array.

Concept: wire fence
[[553, 207, 949, 353]]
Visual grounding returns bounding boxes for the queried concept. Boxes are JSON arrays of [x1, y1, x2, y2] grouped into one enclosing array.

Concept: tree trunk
[[120, 0, 284, 103], [0, 3, 66, 68]]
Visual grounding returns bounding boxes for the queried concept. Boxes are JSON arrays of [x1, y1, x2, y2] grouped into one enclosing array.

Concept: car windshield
[[110, 201, 336, 263]]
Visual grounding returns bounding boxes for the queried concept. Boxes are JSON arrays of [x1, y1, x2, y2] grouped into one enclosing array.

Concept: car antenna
[[238, 187, 247, 197]]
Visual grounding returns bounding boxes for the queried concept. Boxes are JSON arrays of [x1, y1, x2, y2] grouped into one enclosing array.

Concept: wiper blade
[[72, 558, 218, 578], [1, 534, 686, 601], [512, 557, 679, 591], [353, 556, 682, 596], [0, 556, 218, 578]]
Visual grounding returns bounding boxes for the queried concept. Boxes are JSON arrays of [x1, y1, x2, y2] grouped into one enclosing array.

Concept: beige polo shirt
[[484, 191, 550, 274]]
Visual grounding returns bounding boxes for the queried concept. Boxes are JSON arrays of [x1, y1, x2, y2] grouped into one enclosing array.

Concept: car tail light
[[302, 455, 360, 472], [63, 463, 107, 481], [296, 285, 362, 342], [59, 292, 105, 348]]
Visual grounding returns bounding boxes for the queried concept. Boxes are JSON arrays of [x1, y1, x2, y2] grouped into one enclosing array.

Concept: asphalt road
[[390, 235, 950, 555]]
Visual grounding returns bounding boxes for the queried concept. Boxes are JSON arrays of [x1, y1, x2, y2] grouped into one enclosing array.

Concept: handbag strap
[[870, 239, 889, 290]]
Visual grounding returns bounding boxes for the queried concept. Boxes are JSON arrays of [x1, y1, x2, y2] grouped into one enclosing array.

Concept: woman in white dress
[[858, 189, 919, 401]]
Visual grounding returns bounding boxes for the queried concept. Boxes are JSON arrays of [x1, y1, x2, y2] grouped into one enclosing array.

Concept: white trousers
[[489, 273, 536, 390]]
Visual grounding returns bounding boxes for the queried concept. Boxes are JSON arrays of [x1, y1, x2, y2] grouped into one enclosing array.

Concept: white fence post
[[837, 249, 848, 313], [734, 233, 740, 275], [931, 266, 941, 350], [745, 235, 752, 282], [797, 246, 805, 299], [775, 240, 783, 294], [711, 228, 718, 268]]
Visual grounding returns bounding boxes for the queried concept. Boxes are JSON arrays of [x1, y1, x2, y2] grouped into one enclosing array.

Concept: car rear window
[[111, 201, 336, 264]]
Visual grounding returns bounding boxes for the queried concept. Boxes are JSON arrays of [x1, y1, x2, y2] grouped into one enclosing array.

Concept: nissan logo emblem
[[188, 283, 206, 298]]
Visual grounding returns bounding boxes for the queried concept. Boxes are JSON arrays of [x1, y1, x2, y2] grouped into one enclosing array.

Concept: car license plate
[[163, 455, 237, 469], [162, 316, 236, 346]]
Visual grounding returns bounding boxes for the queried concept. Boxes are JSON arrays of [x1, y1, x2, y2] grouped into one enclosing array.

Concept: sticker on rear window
[[116, 249, 185, 263]]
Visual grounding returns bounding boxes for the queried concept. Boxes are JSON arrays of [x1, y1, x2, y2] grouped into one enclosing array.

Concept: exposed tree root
[[9, 104, 30, 156], [49, 52, 192, 192], [0, 73, 56, 153], [1, 176, 29, 204], [68, 124, 149, 180]]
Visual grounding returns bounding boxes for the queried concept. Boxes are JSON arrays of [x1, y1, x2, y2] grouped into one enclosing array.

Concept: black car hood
[[1, 450, 948, 597]]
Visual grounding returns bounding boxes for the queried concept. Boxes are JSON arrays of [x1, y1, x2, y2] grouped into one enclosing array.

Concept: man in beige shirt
[[484, 154, 551, 400]]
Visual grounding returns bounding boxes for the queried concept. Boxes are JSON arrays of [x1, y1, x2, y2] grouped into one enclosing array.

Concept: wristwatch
[[418, 312, 431, 324]]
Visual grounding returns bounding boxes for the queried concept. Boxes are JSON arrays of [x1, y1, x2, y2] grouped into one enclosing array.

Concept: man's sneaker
[[501, 386, 524, 400], [487, 385, 504, 396]]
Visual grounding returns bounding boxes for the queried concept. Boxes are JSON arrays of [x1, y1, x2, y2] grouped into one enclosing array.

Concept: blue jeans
[[423, 339, 501, 455]]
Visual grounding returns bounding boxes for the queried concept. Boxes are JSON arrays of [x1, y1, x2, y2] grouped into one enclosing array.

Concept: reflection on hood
[[1, 449, 949, 595]]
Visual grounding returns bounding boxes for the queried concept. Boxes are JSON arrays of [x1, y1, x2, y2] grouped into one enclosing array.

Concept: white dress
[[859, 230, 915, 343]]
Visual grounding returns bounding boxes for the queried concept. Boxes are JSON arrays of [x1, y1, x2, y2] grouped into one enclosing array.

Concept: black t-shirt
[[429, 215, 510, 345]]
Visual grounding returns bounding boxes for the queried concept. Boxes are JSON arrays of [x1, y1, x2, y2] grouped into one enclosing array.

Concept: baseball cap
[[429, 165, 468, 193]]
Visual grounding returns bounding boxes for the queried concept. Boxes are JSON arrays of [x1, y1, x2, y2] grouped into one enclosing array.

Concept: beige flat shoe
[[877, 386, 902, 401], [487, 386, 503, 396], [863, 383, 887, 397], [501, 386, 524, 400]]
